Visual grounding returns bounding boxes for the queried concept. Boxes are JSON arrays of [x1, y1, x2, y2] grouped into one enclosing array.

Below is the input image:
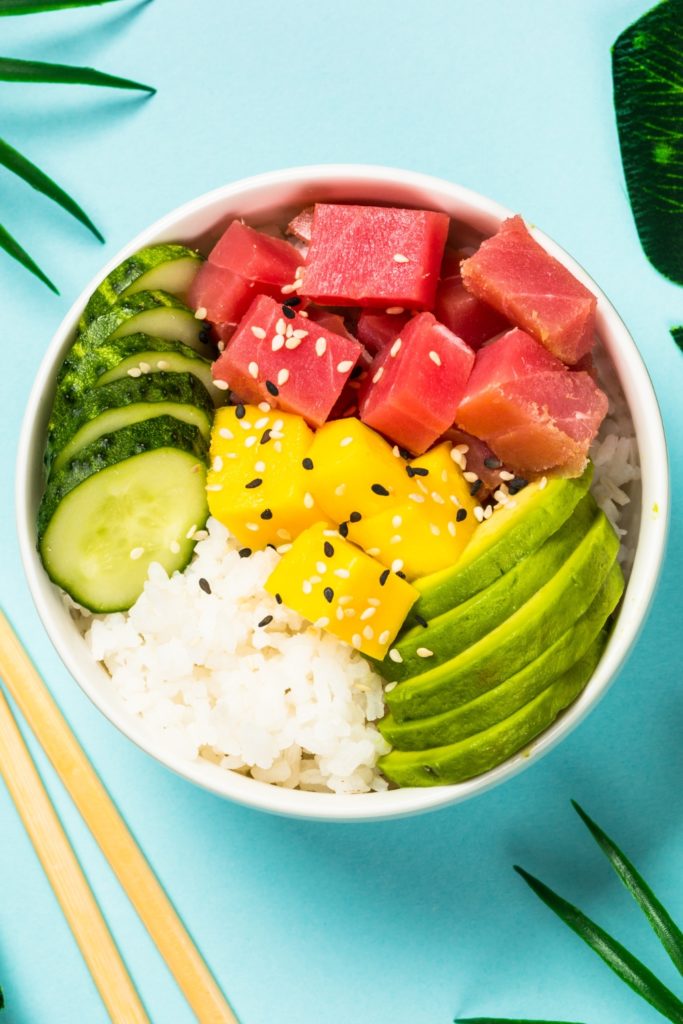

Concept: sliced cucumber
[[75, 290, 210, 358], [97, 344, 220, 404], [38, 417, 209, 613], [78, 244, 204, 329], [47, 372, 214, 474]]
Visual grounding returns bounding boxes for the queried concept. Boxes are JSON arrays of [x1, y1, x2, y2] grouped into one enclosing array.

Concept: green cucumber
[[38, 417, 209, 613], [47, 372, 214, 474], [79, 244, 203, 329], [74, 290, 210, 358]]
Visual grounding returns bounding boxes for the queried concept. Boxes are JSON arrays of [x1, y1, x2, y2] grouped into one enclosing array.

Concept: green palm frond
[[0, 223, 58, 292], [0, 137, 103, 240], [0, 0, 124, 14], [0, 56, 155, 91]]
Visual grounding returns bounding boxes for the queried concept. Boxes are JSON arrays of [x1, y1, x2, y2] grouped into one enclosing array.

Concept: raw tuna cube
[[209, 220, 301, 286], [301, 204, 449, 309], [188, 262, 259, 325], [461, 216, 597, 364], [359, 312, 475, 455], [442, 426, 510, 498], [356, 309, 412, 355], [212, 294, 363, 427], [455, 328, 608, 475], [306, 307, 355, 340], [435, 249, 509, 350], [287, 207, 314, 244]]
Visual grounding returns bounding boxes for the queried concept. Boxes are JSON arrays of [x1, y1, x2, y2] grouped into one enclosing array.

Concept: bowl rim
[[16, 163, 670, 822]]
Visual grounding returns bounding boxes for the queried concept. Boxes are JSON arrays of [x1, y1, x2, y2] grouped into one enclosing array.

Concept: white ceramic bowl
[[16, 165, 669, 821]]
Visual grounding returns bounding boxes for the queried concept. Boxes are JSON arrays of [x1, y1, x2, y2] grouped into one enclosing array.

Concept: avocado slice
[[380, 560, 624, 749], [379, 634, 607, 787], [411, 462, 593, 622], [386, 508, 620, 722], [382, 493, 597, 682]]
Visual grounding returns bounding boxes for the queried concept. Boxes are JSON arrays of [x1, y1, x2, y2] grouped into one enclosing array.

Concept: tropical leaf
[[612, 0, 683, 285], [0, 57, 154, 92], [0, 137, 103, 240], [514, 866, 683, 1024], [573, 801, 683, 976], [0, 223, 58, 292], [0, 0, 123, 13], [671, 327, 683, 353], [455, 1018, 586, 1023]]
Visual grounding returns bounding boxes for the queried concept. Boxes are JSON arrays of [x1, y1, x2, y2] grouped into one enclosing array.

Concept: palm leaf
[[672, 328, 683, 353], [0, 0, 124, 13], [0, 57, 154, 92], [514, 866, 683, 1023], [573, 802, 683, 976], [0, 137, 102, 241], [612, 0, 683, 284], [455, 1018, 586, 1023], [0, 223, 58, 292]]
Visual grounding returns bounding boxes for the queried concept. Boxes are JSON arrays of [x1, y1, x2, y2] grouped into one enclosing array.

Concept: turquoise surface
[[1, 1, 682, 1022]]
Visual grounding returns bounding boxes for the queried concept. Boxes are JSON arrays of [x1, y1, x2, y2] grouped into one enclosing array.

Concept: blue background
[[1, 1, 682, 1021]]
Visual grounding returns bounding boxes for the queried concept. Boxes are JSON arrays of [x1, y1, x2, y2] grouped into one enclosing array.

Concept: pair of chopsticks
[[0, 609, 239, 1024]]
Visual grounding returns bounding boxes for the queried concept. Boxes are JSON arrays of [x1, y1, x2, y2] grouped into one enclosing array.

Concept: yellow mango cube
[[265, 522, 418, 660], [307, 418, 412, 524], [207, 406, 323, 548]]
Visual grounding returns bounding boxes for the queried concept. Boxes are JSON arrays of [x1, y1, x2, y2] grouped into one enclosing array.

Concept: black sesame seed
[[379, 569, 390, 587], [302, 457, 314, 470], [235, 403, 246, 419], [245, 478, 263, 489], [275, 592, 283, 604], [470, 479, 483, 496], [323, 586, 334, 603], [399, 447, 412, 460], [238, 547, 252, 558], [266, 543, 277, 550], [456, 508, 468, 522], [260, 508, 273, 520], [258, 614, 274, 627], [415, 614, 428, 629], [396, 570, 407, 579], [371, 483, 390, 496], [324, 541, 334, 558], [484, 456, 503, 469], [406, 465, 416, 478], [260, 428, 272, 444], [199, 577, 211, 594], [411, 466, 429, 477], [265, 379, 279, 397], [339, 522, 349, 538], [285, 295, 301, 307], [508, 476, 529, 494], [349, 511, 362, 523], [282, 305, 296, 319]]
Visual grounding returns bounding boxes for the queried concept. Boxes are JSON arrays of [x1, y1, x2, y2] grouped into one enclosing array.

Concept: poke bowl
[[16, 165, 669, 821]]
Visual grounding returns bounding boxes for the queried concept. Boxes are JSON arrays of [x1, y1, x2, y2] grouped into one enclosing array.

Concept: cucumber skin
[[73, 290, 209, 359], [38, 416, 209, 540], [78, 245, 203, 330], [45, 371, 214, 472]]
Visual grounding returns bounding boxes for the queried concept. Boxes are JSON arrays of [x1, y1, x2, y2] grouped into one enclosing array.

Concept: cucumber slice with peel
[[79, 244, 203, 329], [38, 417, 209, 613], [74, 290, 210, 357]]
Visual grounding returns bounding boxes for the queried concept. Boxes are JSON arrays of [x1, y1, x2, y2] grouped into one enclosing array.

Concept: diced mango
[[207, 406, 323, 548], [347, 442, 481, 579], [307, 418, 412, 524], [265, 522, 418, 659]]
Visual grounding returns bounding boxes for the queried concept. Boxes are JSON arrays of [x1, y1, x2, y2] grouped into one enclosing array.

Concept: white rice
[[80, 518, 390, 794]]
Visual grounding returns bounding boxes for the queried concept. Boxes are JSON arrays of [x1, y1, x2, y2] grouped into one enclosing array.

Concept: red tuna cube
[[359, 312, 475, 455], [212, 294, 363, 427], [287, 207, 314, 244], [356, 309, 412, 355], [209, 220, 302, 286], [300, 204, 449, 309], [189, 261, 262, 326], [455, 328, 608, 475], [435, 249, 509, 350], [461, 216, 597, 364]]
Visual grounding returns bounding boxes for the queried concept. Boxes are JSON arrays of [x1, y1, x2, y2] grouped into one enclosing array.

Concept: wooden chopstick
[[0, 687, 150, 1023], [0, 610, 239, 1024]]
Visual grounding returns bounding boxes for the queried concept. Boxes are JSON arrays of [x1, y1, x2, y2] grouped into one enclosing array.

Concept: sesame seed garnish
[[285, 336, 303, 350], [260, 508, 273, 520], [416, 647, 434, 658], [303, 580, 313, 595], [199, 577, 211, 594], [391, 558, 404, 573], [324, 541, 334, 558], [338, 522, 349, 538], [447, 521, 457, 537], [351, 634, 362, 649], [336, 607, 345, 621], [493, 489, 509, 504], [156, 360, 170, 370], [340, 436, 354, 447], [367, 547, 381, 557], [213, 378, 230, 390], [391, 514, 403, 528], [245, 477, 262, 490], [194, 530, 209, 541], [315, 561, 327, 575], [314, 616, 330, 629], [315, 337, 327, 357], [265, 380, 279, 396], [409, 466, 429, 478], [277, 368, 290, 386], [428, 350, 442, 366], [390, 338, 402, 357], [260, 429, 272, 444], [388, 648, 403, 663], [393, 253, 409, 262], [205, 483, 223, 492], [360, 607, 376, 621], [238, 547, 252, 558], [336, 360, 354, 373], [323, 586, 334, 603], [386, 306, 405, 314], [302, 457, 314, 471], [463, 471, 479, 483], [379, 569, 390, 587], [274, 592, 282, 604], [408, 493, 425, 503], [251, 326, 266, 339], [275, 318, 286, 336], [474, 506, 485, 522], [282, 305, 296, 319], [299, 309, 309, 318], [127, 367, 142, 378], [185, 524, 197, 539], [219, 427, 234, 440], [372, 367, 384, 383], [334, 483, 346, 496], [371, 483, 390, 496], [484, 456, 503, 469], [431, 491, 446, 505], [390, 534, 402, 544], [245, 436, 257, 448], [195, 306, 208, 320], [169, 540, 181, 554], [499, 469, 515, 481], [303, 492, 315, 509], [334, 568, 351, 579], [239, 418, 253, 431], [246, 522, 260, 532], [539, 476, 548, 490], [470, 479, 483, 496], [258, 614, 273, 627], [281, 282, 297, 295], [248, 361, 259, 379], [349, 511, 362, 523], [235, 403, 246, 418], [456, 508, 468, 522], [509, 476, 528, 494], [484, 505, 494, 519], [138, 361, 151, 373], [129, 546, 144, 560], [277, 543, 292, 553], [271, 335, 285, 352]]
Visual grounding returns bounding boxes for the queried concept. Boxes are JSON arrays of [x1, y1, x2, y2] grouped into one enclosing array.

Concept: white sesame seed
[[456, 444, 470, 455], [281, 282, 297, 295], [390, 338, 402, 357], [295, 265, 305, 279], [351, 634, 362, 649], [315, 561, 327, 575], [248, 361, 259, 379], [213, 379, 229, 390], [315, 336, 327, 357], [254, 460, 266, 473], [194, 530, 208, 541], [225, 452, 238, 459], [372, 367, 384, 383], [212, 456, 224, 472], [450, 448, 465, 468], [539, 476, 548, 490], [169, 540, 181, 554], [246, 522, 260, 532], [428, 350, 442, 367], [362, 625, 374, 640], [273, 418, 284, 432], [303, 580, 313, 594], [205, 484, 223, 492], [392, 514, 403, 528], [219, 427, 234, 440], [390, 534, 402, 544], [274, 441, 282, 453], [335, 483, 347, 496], [276, 529, 291, 541], [195, 306, 208, 320], [408, 493, 425, 503], [391, 558, 404, 573], [368, 597, 381, 607], [314, 617, 330, 629], [245, 436, 257, 448], [129, 546, 144, 560], [139, 361, 151, 373], [239, 419, 253, 430], [286, 325, 293, 338], [474, 506, 485, 522], [385, 680, 397, 692], [389, 648, 403, 664], [285, 336, 303, 349], [334, 568, 351, 579], [360, 607, 376, 621], [386, 306, 404, 314], [156, 360, 170, 370], [217, 340, 225, 353], [336, 360, 353, 373], [441, 469, 449, 483], [299, 309, 309, 318], [463, 471, 479, 483], [484, 505, 493, 519], [303, 492, 314, 509], [448, 521, 457, 537], [431, 492, 446, 505], [275, 318, 286, 335], [323, 529, 338, 537], [499, 470, 515, 481], [493, 489, 509, 504], [507, 500, 518, 509], [416, 647, 434, 658], [127, 367, 142, 378], [430, 523, 441, 536], [340, 436, 354, 447], [393, 253, 409, 263], [366, 547, 381, 557], [293, 329, 308, 339], [185, 524, 197, 539], [251, 325, 266, 339], [255, 417, 269, 429], [271, 335, 285, 352], [336, 607, 345, 621], [258, 402, 271, 413], [277, 368, 290, 386]]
